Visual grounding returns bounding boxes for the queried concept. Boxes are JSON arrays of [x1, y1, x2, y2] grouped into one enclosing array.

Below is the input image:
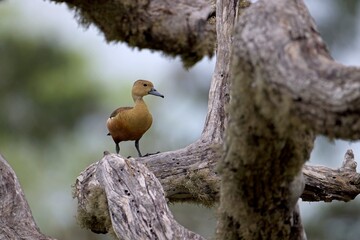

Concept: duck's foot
[[142, 151, 161, 157]]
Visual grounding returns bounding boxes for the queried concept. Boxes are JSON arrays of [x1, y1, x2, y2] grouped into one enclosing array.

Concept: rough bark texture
[[216, 0, 360, 239], [74, 152, 205, 239], [76, 149, 360, 204], [217, 0, 314, 238], [51, 0, 216, 67], [303, 149, 360, 202], [0, 154, 56, 240], [233, 0, 360, 139]]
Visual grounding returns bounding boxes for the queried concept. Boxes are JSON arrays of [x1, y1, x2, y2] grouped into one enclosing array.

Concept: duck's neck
[[133, 96, 149, 111]]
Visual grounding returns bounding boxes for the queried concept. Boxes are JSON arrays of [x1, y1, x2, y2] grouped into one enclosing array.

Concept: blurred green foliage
[[0, 6, 108, 239], [0, 33, 101, 142]]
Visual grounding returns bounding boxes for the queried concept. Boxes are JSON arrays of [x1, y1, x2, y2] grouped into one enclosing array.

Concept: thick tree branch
[[0, 154, 55, 240], [51, 0, 216, 67], [145, 149, 360, 203], [141, 142, 221, 205], [75, 148, 360, 208], [233, 0, 360, 139], [222, 0, 360, 238]]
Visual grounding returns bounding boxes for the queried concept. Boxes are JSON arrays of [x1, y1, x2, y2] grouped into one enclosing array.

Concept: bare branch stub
[[341, 149, 357, 171], [74, 154, 205, 239], [0, 154, 56, 240], [302, 149, 360, 202]]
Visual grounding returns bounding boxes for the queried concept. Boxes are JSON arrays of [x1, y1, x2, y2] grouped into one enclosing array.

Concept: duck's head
[[132, 80, 164, 101]]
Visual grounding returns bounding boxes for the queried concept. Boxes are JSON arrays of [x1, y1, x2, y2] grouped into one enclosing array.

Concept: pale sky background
[[2, 0, 360, 238]]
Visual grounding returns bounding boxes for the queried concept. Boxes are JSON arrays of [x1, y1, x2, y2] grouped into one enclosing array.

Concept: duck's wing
[[109, 107, 133, 118], [107, 107, 133, 136]]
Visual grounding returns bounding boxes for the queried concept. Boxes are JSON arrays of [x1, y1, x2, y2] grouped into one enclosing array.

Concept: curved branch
[[51, 0, 216, 67], [233, 0, 360, 139]]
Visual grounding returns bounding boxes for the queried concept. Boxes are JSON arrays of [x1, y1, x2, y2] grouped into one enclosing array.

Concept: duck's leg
[[135, 139, 142, 157], [116, 143, 120, 154]]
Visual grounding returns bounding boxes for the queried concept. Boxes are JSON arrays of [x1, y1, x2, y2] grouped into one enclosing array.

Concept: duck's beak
[[148, 88, 164, 98]]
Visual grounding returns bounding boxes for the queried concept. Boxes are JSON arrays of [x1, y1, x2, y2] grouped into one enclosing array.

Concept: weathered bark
[[74, 152, 205, 239], [144, 149, 360, 203], [51, 0, 216, 67], [232, 0, 360, 139], [216, 0, 360, 239], [216, 0, 313, 238], [302, 149, 360, 202], [0, 154, 56, 240]]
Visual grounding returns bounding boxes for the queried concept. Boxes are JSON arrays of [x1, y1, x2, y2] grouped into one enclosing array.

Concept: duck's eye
[[143, 83, 148, 87]]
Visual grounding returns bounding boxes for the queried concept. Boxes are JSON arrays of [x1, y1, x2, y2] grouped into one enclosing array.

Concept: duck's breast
[[107, 106, 152, 142]]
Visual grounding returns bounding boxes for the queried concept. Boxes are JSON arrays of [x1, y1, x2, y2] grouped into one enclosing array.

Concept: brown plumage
[[107, 80, 164, 157]]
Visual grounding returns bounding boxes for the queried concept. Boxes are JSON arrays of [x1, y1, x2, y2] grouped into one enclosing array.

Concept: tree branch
[[74, 152, 205, 239], [232, 0, 360, 139], [141, 142, 221, 205], [302, 149, 360, 202], [75, 148, 360, 208], [0, 154, 56, 240], [51, 0, 216, 67]]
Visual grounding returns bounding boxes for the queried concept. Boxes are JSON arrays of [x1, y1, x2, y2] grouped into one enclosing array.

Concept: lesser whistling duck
[[107, 80, 164, 157]]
